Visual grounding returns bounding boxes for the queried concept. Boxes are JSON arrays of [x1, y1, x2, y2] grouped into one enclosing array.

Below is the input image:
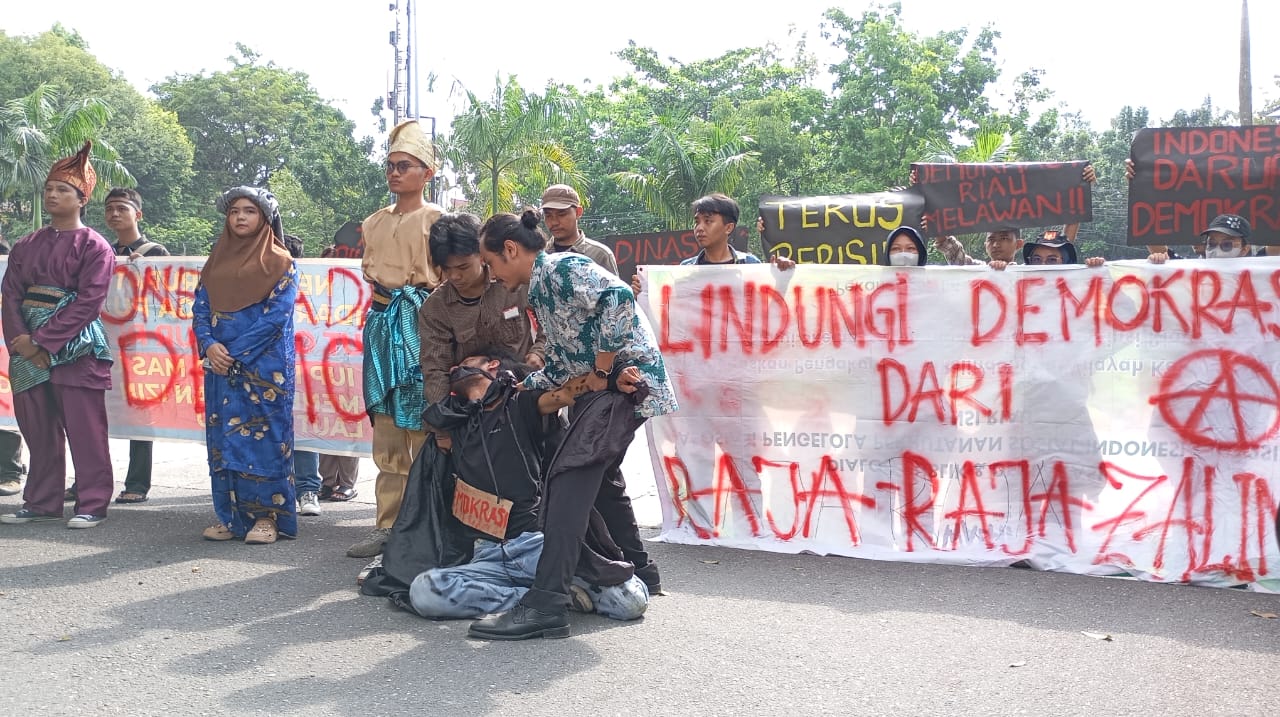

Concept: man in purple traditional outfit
[[0, 142, 116, 529]]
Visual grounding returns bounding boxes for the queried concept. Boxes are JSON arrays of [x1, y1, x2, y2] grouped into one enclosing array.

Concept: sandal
[[330, 486, 358, 502], [244, 518, 278, 544], [202, 523, 234, 541], [318, 485, 334, 501], [115, 491, 149, 504]]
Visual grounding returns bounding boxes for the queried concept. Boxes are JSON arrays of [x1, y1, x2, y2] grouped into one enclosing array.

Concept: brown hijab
[[200, 187, 293, 312]]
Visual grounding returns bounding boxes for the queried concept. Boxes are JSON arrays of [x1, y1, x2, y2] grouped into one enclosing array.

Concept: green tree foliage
[[152, 45, 383, 228], [269, 167, 337, 258], [548, 84, 667, 235], [104, 102, 194, 231], [820, 3, 1000, 190], [1080, 105, 1149, 257], [0, 26, 193, 235], [0, 83, 133, 232], [557, 39, 821, 237], [1163, 96, 1233, 127], [147, 215, 217, 257], [735, 88, 831, 197], [443, 75, 582, 216], [611, 113, 758, 230], [614, 41, 817, 119]]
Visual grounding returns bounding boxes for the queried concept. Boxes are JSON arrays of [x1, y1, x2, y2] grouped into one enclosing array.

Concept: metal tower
[[387, 0, 437, 200]]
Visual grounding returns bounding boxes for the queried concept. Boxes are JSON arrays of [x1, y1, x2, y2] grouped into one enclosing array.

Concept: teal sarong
[[9, 285, 113, 394], [362, 285, 430, 430]]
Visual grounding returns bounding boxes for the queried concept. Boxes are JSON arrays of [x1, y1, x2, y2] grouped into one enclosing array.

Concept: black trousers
[[522, 419, 645, 612], [0, 429, 24, 480], [121, 440, 153, 494], [594, 456, 654, 577]]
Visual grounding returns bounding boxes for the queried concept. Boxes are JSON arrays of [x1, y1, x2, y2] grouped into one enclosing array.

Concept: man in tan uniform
[[348, 119, 443, 559]]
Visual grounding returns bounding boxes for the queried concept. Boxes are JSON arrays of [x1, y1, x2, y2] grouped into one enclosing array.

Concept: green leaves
[[821, 4, 1000, 189], [611, 112, 759, 230], [153, 47, 384, 238], [444, 75, 584, 216], [0, 83, 135, 232]]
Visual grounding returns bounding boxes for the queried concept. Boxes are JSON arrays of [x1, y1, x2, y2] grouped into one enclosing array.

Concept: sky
[[4, 0, 1277, 143]]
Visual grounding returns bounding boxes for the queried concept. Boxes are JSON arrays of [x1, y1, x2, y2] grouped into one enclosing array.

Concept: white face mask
[[889, 251, 918, 267], [1205, 246, 1244, 260]]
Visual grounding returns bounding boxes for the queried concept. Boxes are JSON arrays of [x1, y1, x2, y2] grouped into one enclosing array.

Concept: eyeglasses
[[385, 160, 426, 175], [1205, 238, 1238, 250]]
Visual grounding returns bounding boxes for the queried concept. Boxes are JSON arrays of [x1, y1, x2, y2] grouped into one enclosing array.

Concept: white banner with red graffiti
[[0, 258, 372, 455], [638, 260, 1280, 590]]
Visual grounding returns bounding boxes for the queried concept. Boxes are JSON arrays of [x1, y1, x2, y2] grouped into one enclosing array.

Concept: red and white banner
[[0, 258, 371, 455], [639, 260, 1280, 590]]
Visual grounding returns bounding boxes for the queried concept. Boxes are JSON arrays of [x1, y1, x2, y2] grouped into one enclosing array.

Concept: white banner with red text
[[637, 260, 1280, 590], [0, 258, 372, 456]]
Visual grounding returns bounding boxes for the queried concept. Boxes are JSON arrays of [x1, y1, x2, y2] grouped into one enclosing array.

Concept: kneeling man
[[408, 351, 650, 628]]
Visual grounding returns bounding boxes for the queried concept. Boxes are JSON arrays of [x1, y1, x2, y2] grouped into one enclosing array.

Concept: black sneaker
[[1, 509, 62, 524]]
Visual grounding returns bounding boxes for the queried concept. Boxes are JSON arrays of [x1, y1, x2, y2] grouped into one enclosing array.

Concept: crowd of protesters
[[0, 123, 1263, 639]]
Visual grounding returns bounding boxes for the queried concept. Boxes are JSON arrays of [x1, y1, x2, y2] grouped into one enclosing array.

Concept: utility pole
[[1239, 0, 1252, 126], [388, 1, 406, 125], [388, 0, 438, 202]]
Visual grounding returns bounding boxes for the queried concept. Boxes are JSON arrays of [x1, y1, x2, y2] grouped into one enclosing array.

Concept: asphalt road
[[2, 438, 1280, 716]]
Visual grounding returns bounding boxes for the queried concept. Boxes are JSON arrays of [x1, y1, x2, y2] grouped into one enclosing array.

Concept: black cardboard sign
[[1127, 126, 1280, 246], [603, 227, 750, 279], [912, 161, 1092, 236], [758, 190, 926, 265]]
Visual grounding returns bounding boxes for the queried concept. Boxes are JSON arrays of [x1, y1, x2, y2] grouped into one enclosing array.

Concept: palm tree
[[611, 112, 759, 230], [0, 84, 135, 232], [920, 124, 1017, 164], [444, 75, 582, 216]]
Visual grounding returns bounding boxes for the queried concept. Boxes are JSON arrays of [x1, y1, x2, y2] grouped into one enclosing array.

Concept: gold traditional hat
[[388, 120, 436, 169]]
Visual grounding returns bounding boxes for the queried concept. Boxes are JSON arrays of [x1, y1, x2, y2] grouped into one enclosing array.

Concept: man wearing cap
[[0, 142, 116, 529], [1148, 214, 1254, 263], [348, 120, 445, 559], [1022, 230, 1106, 267], [541, 184, 619, 276]]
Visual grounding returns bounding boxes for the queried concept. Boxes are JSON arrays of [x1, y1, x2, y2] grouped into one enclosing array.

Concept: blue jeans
[[293, 450, 321, 494], [409, 531, 649, 621]]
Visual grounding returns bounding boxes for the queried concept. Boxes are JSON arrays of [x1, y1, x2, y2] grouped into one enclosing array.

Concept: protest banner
[[1128, 125, 1280, 246], [639, 259, 1280, 590], [758, 190, 926, 265], [0, 258, 372, 456], [330, 221, 365, 258], [911, 161, 1092, 236], [602, 227, 749, 280]]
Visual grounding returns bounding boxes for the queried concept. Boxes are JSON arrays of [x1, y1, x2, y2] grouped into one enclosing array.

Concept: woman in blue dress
[[192, 186, 298, 544]]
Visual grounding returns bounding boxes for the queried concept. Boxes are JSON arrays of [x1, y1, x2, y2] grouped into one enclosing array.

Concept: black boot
[[468, 604, 570, 641], [634, 561, 663, 595]]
